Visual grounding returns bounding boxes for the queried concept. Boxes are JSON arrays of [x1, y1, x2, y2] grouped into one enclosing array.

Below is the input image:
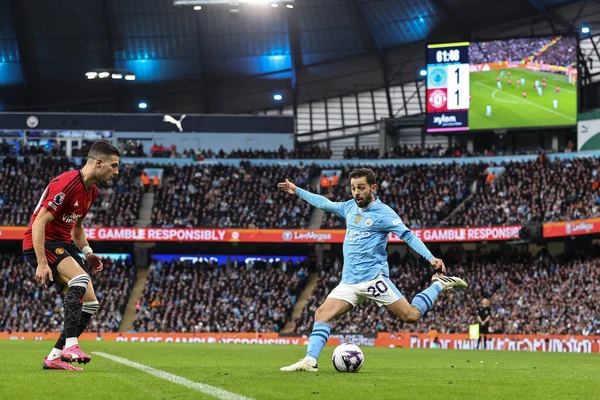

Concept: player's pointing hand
[[35, 262, 53, 288], [277, 179, 298, 195]]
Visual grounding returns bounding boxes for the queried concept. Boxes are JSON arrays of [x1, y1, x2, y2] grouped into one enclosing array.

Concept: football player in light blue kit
[[278, 168, 468, 372]]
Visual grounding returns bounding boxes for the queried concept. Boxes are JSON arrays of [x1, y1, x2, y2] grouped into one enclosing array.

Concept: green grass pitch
[[468, 69, 577, 130], [1, 341, 598, 399]]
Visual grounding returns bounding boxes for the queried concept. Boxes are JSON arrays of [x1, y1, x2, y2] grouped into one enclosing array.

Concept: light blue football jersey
[[297, 188, 434, 284]]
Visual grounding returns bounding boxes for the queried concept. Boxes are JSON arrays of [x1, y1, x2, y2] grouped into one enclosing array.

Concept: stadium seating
[[320, 163, 483, 228], [0, 254, 136, 333], [0, 158, 79, 226], [469, 38, 551, 64], [86, 163, 144, 227], [132, 258, 309, 333], [118, 144, 332, 160], [344, 145, 474, 159], [343, 146, 380, 159], [446, 157, 600, 226], [151, 162, 319, 228], [293, 249, 600, 336], [0, 158, 143, 228], [4, 155, 598, 230]]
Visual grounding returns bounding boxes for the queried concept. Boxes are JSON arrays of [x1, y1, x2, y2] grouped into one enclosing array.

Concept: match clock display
[[426, 42, 470, 132]]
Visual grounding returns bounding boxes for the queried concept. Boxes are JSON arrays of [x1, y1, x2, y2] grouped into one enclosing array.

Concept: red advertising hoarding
[[2, 332, 599, 353], [543, 218, 600, 238], [3, 219, 599, 243], [0, 226, 522, 243]]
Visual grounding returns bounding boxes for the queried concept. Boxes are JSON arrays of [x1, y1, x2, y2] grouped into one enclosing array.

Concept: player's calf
[[60, 274, 91, 364]]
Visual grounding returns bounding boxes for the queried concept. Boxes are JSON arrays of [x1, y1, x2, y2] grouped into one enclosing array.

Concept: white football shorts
[[327, 273, 404, 307]]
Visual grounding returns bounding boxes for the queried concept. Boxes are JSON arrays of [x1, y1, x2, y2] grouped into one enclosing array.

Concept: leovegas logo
[[565, 221, 594, 235], [544, 218, 600, 238]]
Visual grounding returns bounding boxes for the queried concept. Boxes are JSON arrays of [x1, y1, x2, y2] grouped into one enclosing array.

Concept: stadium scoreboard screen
[[426, 42, 470, 132], [426, 36, 578, 133]]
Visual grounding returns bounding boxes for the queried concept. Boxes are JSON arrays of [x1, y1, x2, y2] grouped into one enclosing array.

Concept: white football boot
[[280, 357, 318, 372], [432, 274, 468, 291]]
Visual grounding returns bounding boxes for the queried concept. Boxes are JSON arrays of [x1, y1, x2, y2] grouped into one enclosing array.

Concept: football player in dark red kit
[[22, 141, 120, 371]]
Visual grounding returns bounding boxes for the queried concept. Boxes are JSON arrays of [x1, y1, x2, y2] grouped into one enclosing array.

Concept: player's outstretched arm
[[72, 220, 103, 274], [385, 214, 446, 274], [401, 231, 446, 274], [277, 178, 346, 218]]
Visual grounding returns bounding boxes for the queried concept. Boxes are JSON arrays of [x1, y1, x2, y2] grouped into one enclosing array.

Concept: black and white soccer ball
[[332, 343, 364, 373]]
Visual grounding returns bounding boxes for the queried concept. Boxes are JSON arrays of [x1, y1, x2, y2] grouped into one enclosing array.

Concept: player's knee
[[314, 307, 326, 322], [390, 305, 419, 323], [314, 306, 334, 323], [68, 273, 89, 289], [66, 274, 89, 299], [405, 313, 420, 324]]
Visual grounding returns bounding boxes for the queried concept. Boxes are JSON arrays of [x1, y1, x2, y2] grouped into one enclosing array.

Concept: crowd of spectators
[[0, 157, 144, 227], [344, 145, 520, 159], [1, 139, 67, 157], [446, 156, 600, 227], [293, 248, 600, 336], [384, 145, 479, 159], [469, 38, 550, 64], [0, 254, 136, 333], [133, 258, 309, 333], [86, 163, 144, 227], [0, 157, 78, 226], [343, 147, 380, 159], [151, 162, 319, 228], [136, 144, 332, 160], [321, 163, 483, 228], [468, 37, 575, 67], [4, 245, 598, 336], [531, 37, 577, 67]]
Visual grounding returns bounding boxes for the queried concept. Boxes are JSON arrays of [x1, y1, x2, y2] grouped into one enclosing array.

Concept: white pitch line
[[475, 81, 576, 121], [491, 89, 522, 104], [93, 352, 254, 400]]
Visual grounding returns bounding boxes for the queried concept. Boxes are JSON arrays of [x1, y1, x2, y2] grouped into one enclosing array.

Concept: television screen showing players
[[426, 36, 578, 132]]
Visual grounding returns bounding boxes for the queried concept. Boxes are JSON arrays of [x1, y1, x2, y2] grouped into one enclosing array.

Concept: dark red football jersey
[[22, 170, 98, 250]]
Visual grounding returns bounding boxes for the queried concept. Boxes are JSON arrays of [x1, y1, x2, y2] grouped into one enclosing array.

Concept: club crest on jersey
[[55, 247, 65, 255], [87, 200, 92, 210], [365, 217, 373, 227], [53, 192, 65, 205], [354, 215, 362, 224], [62, 212, 82, 224]]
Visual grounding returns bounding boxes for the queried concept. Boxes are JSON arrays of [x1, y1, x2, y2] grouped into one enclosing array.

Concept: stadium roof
[[0, 0, 598, 114]]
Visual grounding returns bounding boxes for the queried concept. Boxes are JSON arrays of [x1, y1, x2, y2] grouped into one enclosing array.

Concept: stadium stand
[[345, 145, 474, 159], [132, 258, 309, 333], [150, 162, 319, 228], [446, 156, 600, 226], [0, 157, 79, 226], [0, 157, 144, 228], [292, 248, 600, 336], [118, 144, 332, 160], [0, 254, 136, 333], [320, 163, 484, 228], [86, 163, 144, 227]]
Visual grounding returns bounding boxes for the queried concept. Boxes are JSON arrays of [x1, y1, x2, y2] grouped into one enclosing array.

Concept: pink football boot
[[43, 357, 83, 371]]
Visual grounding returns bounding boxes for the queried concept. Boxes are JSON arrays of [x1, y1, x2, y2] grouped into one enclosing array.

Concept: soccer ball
[[332, 343, 364, 372]]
